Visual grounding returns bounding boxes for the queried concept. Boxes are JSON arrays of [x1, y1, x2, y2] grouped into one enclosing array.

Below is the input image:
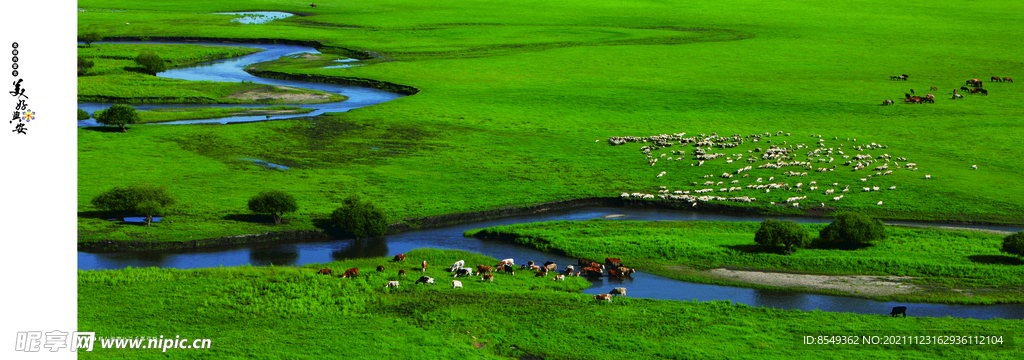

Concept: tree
[[78, 108, 91, 121], [818, 212, 887, 249], [330, 195, 387, 239], [1001, 231, 1024, 257], [78, 56, 94, 76], [81, 31, 103, 47], [754, 219, 811, 254], [95, 104, 140, 132], [248, 190, 299, 225], [135, 51, 167, 74], [91, 184, 175, 227]]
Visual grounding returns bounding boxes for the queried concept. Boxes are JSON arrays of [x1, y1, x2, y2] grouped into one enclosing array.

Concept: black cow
[[415, 276, 434, 285], [890, 306, 907, 317]]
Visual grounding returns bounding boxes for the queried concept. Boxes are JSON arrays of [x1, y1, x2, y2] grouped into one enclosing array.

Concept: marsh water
[[79, 207, 1024, 320], [77, 41, 404, 126]]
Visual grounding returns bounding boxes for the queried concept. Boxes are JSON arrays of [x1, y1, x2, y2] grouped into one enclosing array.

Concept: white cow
[[385, 281, 400, 288], [452, 280, 463, 288]]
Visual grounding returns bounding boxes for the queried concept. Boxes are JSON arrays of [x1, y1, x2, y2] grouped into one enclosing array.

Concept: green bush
[[330, 195, 387, 239], [248, 190, 299, 225], [1002, 231, 1024, 257], [78, 108, 91, 121], [95, 104, 140, 132], [81, 31, 102, 47], [754, 219, 810, 254], [818, 212, 887, 249], [135, 51, 167, 74], [91, 184, 176, 227], [77, 56, 94, 76]]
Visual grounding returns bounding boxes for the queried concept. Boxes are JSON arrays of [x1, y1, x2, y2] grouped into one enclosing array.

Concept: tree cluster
[[817, 212, 887, 249], [95, 104, 140, 132], [91, 184, 175, 227], [754, 219, 810, 253], [330, 195, 387, 239], [135, 51, 167, 74], [248, 190, 298, 225]]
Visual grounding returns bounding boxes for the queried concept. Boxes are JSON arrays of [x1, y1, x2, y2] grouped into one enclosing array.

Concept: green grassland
[[119, 106, 315, 124], [78, 249, 1024, 359], [77, 0, 1024, 246], [78, 43, 345, 104], [466, 220, 1024, 304]]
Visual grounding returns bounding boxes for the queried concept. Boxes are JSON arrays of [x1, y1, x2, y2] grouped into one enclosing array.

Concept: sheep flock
[[608, 131, 940, 209]]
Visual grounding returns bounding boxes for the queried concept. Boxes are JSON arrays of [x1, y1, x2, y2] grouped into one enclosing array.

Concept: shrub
[[818, 212, 886, 249], [135, 51, 167, 74], [78, 56, 94, 76], [1002, 231, 1024, 257], [95, 104, 140, 132], [754, 219, 810, 254], [91, 184, 175, 227], [78, 108, 91, 121], [330, 195, 387, 239], [81, 31, 103, 47], [248, 190, 299, 225]]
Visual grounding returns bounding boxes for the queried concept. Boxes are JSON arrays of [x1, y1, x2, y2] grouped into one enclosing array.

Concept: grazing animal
[[992, 76, 1002, 82], [535, 270, 548, 277], [385, 281, 400, 288], [376, 265, 385, 272], [454, 268, 473, 277], [452, 280, 463, 288], [608, 269, 623, 279], [1003, 77, 1013, 83], [979, 88, 988, 95], [594, 294, 612, 303], [529, 265, 541, 271], [552, 275, 565, 281], [910, 89, 914, 95], [961, 86, 969, 92], [415, 276, 435, 285], [449, 260, 465, 271], [503, 265, 515, 276], [952, 94, 963, 99], [499, 258, 515, 266], [564, 265, 575, 275], [617, 267, 636, 276], [422, 260, 427, 272], [482, 274, 494, 282], [543, 261, 558, 273], [310, 3, 316, 8], [341, 267, 359, 278], [881, 99, 893, 106], [399, 269, 406, 277], [972, 164, 978, 170], [393, 254, 406, 262], [605, 258, 623, 267], [317, 268, 333, 275], [477, 265, 493, 274], [610, 287, 627, 297], [890, 306, 907, 317], [930, 86, 937, 91], [528, 261, 535, 267]]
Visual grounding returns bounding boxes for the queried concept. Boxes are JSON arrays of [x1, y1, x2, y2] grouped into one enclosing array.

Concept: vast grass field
[[78, 249, 1024, 359], [467, 220, 1024, 304], [77, 0, 1024, 245]]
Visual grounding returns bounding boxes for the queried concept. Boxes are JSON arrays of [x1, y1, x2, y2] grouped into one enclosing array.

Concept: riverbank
[[78, 196, 1020, 252], [466, 219, 1024, 305], [78, 248, 1024, 359]]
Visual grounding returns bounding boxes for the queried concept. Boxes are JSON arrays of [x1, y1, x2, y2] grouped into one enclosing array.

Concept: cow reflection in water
[[331, 237, 389, 261]]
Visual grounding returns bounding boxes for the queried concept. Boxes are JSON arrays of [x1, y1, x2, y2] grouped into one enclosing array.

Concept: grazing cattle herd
[[883, 75, 1011, 105], [319, 253, 638, 304]]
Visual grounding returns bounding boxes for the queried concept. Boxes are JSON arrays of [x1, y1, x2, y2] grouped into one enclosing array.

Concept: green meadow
[[78, 249, 1024, 359], [77, 0, 1024, 246], [467, 220, 1024, 304]]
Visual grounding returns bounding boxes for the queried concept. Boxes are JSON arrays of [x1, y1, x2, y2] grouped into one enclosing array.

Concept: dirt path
[[225, 85, 334, 103]]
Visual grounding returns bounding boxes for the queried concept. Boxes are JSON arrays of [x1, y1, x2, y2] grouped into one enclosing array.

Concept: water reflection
[[78, 207, 1024, 319]]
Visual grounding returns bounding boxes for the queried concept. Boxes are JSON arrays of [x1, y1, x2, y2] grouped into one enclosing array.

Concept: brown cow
[[552, 275, 565, 281], [1003, 77, 1013, 83], [310, 3, 316, 8], [317, 268, 333, 275], [529, 265, 541, 271], [376, 265, 385, 272], [422, 260, 427, 272], [476, 265, 493, 274], [594, 294, 612, 303], [341, 267, 359, 278], [393, 254, 406, 262], [930, 86, 938, 90], [608, 269, 622, 279], [535, 270, 548, 277], [605, 258, 622, 267], [481, 274, 494, 282], [617, 267, 636, 276], [399, 269, 407, 277]]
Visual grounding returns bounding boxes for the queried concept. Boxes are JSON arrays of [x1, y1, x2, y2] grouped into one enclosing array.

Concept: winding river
[[79, 206, 1024, 320], [77, 41, 404, 126], [77, 42, 1024, 320]]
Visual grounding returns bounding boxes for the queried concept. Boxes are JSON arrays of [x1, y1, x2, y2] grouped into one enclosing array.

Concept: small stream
[[78, 207, 1024, 320], [77, 41, 404, 126]]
